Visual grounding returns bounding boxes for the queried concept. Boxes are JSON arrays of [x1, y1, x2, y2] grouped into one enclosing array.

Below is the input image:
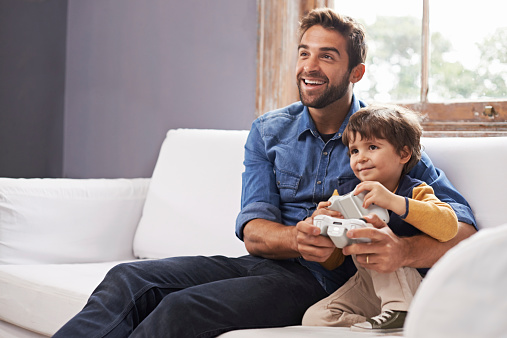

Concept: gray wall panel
[[0, 0, 257, 178], [63, 0, 257, 178], [0, 0, 67, 178]]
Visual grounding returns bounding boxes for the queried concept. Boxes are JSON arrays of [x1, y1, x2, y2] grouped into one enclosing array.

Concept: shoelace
[[370, 310, 394, 325]]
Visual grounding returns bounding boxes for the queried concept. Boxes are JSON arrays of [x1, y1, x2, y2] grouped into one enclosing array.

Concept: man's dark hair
[[299, 8, 367, 71]]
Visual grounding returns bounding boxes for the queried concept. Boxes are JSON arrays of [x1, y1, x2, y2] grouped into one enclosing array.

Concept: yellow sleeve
[[403, 183, 458, 242], [320, 247, 345, 270]]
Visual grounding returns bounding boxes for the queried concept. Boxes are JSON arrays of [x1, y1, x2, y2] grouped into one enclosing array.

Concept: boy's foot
[[351, 310, 407, 333]]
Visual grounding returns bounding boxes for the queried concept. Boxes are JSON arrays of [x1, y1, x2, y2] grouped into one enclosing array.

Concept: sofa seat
[[0, 261, 128, 337], [1, 129, 506, 337]]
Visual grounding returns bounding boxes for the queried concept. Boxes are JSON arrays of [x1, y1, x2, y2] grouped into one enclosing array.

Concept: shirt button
[[323, 152, 328, 156], [317, 181, 322, 185]]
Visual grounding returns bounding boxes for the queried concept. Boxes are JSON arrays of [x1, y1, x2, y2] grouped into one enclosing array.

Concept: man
[[54, 8, 476, 338]]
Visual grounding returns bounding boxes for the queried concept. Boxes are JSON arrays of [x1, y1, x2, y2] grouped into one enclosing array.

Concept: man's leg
[[54, 256, 255, 338], [54, 255, 327, 338], [131, 258, 328, 337]]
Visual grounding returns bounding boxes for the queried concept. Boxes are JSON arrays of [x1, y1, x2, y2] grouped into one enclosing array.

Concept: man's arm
[[343, 214, 477, 273], [243, 219, 299, 259], [400, 221, 476, 269], [243, 217, 336, 261]]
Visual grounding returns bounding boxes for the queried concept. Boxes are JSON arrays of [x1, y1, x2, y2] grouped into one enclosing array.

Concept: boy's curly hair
[[342, 104, 423, 176]]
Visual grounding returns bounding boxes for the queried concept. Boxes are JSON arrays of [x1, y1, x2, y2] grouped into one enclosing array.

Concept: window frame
[[256, 0, 507, 136]]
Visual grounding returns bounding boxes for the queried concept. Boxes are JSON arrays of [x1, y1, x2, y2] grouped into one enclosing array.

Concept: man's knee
[[98, 261, 152, 297], [105, 262, 141, 283]]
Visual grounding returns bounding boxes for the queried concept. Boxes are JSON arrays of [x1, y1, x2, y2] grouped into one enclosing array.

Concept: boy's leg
[[370, 267, 423, 312], [302, 263, 381, 327], [54, 255, 327, 338], [351, 267, 423, 332]]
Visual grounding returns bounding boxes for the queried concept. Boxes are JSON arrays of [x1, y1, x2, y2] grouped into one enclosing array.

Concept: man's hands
[[295, 218, 336, 262], [343, 214, 409, 273], [294, 202, 345, 262], [298, 209, 410, 273], [246, 196, 475, 271]]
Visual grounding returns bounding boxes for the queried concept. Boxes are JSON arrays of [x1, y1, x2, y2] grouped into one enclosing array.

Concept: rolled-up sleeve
[[235, 202, 282, 240], [235, 121, 282, 240]]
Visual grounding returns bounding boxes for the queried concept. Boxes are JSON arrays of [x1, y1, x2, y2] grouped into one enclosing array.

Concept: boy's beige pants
[[302, 256, 423, 327]]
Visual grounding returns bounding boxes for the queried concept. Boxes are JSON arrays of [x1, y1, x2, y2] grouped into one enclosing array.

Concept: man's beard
[[298, 71, 351, 109]]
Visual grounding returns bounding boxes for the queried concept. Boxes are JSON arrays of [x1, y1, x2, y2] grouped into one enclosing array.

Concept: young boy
[[302, 104, 459, 333]]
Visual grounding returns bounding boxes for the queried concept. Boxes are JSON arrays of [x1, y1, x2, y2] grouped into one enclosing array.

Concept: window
[[257, 0, 507, 136]]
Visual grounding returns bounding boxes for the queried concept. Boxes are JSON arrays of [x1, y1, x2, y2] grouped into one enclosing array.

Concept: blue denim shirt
[[235, 95, 476, 293]]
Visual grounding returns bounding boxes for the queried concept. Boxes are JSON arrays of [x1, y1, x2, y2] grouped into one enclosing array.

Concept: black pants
[[53, 255, 328, 338]]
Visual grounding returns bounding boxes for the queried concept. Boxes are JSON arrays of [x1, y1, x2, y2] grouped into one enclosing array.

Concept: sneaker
[[351, 310, 407, 333]]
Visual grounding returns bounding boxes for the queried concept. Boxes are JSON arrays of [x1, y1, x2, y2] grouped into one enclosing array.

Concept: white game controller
[[313, 215, 371, 248], [328, 190, 390, 223]]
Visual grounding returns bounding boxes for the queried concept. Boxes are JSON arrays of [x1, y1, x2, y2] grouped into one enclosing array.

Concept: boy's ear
[[400, 146, 412, 164]]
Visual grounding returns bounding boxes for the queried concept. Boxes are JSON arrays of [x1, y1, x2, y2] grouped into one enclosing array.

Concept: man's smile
[[303, 79, 326, 85]]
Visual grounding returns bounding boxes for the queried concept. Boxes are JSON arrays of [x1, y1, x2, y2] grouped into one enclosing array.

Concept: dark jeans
[[53, 255, 328, 338]]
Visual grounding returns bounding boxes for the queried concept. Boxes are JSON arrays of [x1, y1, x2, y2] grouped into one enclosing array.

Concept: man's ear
[[400, 146, 412, 164], [349, 63, 365, 84]]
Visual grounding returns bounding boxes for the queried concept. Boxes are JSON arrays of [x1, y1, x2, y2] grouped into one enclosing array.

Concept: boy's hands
[[295, 183, 406, 265], [354, 181, 406, 216], [315, 201, 344, 218]]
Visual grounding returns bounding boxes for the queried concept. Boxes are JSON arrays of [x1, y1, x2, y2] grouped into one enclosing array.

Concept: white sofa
[[0, 129, 506, 338]]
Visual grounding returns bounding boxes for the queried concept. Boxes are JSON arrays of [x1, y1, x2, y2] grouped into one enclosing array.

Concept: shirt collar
[[297, 94, 364, 140]]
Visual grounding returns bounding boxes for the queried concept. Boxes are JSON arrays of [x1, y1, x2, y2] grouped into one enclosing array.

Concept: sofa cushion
[[405, 223, 507, 337], [0, 178, 149, 264], [421, 136, 507, 229], [0, 261, 129, 336], [133, 129, 249, 259]]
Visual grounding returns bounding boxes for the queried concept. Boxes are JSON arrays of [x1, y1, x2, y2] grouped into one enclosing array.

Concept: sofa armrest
[[0, 178, 150, 264]]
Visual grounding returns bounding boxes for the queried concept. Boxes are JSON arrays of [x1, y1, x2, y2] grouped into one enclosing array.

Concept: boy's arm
[[409, 152, 476, 228], [403, 183, 458, 242], [356, 180, 459, 242]]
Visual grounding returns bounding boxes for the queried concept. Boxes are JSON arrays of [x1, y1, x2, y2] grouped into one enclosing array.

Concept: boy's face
[[348, 133, 411, 191]]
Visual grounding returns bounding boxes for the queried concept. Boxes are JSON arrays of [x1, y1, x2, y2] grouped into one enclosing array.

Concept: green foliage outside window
[[358, 16, 507, 102]]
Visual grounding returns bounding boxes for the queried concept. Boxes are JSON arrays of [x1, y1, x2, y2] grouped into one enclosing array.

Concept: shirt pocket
[[274, 168, 301, 202]]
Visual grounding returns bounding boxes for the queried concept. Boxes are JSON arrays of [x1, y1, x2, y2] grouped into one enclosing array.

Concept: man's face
[[296, 25, 352, 109]]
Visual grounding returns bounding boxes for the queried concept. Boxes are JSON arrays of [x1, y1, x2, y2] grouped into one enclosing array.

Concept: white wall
[[64, 0, 257, 178]]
